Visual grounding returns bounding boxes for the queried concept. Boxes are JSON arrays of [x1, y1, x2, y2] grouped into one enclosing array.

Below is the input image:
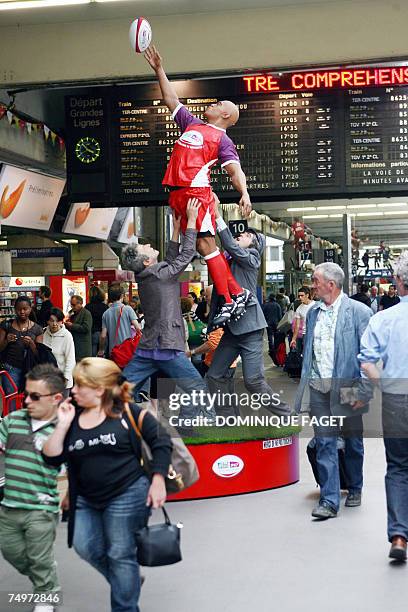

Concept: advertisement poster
[[0, 165, 65, 231], [188, 282, 202, 298], [62, 277, 87, 313], [0, 276, 11, 291], [117, 208, 142, 244], [63, 203, 118, 240]]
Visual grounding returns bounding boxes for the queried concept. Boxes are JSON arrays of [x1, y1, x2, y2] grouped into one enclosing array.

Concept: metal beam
[[342, 214, 352, 296]]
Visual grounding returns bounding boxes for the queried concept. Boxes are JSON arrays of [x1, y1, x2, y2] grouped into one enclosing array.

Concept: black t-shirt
[[0, 320, 43, 368], [195, 301, 209, 323], [351, 292, 371, 308], [85, 302, 109, 333], [67, 413, 144, 505], [380, 294, 400, 310]]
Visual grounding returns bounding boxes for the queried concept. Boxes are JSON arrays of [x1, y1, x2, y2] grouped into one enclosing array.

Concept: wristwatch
[[191, 349, 196, 356]]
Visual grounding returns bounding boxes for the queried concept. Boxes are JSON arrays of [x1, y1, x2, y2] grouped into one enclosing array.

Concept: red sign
[[243, 66, 408, 94]]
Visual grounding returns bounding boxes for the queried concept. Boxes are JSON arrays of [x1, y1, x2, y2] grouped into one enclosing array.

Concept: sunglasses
[[24, 391, 56, 402]]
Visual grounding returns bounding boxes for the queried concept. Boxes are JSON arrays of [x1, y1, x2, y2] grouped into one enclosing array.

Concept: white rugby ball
[[129, 17, 152, 54]]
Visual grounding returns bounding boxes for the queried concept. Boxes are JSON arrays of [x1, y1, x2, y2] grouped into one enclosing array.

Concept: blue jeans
[[207, 329, 292, 417], [382, 393, 408, 542], [123, 352, 215, 420], [310, 388, 364, 511], [1, 364, 24, 412], [73, 477, 150, 612], [91, 331, 101, 357]]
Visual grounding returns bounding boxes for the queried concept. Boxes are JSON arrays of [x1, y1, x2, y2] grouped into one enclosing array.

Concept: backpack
[[24, 343, 59, 373]]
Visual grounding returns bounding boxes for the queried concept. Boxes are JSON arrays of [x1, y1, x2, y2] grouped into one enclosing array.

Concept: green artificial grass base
[[183, 425, 301, 446]]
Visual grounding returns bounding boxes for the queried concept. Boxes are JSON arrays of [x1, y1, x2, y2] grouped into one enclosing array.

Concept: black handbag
[[135, 507, 182, 567]]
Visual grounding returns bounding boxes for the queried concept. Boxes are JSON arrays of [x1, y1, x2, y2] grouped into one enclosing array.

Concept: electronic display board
[[64, 65, 408, 204]]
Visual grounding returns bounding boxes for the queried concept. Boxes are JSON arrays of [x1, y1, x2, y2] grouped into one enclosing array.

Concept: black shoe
[[345, 492, 362, 507], [389, 536, 407, 561], [311, 503, 337, 520], [232, 289, 252, 319], [212, 301, 238, 327]]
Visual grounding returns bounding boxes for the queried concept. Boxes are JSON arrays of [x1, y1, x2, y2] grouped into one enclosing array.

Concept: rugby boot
[[232, 288, 252, 320], [212, 300, 238, 328]]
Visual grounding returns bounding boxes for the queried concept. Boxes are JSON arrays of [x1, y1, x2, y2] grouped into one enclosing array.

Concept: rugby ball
[[129, 17, 152, 54]]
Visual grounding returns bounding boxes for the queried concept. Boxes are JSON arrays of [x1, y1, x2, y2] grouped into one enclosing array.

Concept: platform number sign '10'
[[228, 220, 248, 236]]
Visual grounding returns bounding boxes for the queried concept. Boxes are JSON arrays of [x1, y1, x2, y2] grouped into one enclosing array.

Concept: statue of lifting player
[[144, 45, 252, 328], [290, 217, 311, 251]]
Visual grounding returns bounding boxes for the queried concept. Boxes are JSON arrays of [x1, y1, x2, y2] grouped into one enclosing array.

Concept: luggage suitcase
[[283, 348, 302, 377], [306, 437, 349, 490]]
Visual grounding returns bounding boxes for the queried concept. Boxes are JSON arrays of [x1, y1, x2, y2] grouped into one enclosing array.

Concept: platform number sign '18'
[[228, 219, 248, 236]]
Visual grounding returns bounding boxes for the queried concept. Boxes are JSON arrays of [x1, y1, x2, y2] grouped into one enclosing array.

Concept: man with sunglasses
[[0, 364, 65, 612]]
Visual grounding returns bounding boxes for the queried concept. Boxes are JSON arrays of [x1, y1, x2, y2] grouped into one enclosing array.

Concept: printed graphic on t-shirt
[[178, 130, 204, 149], [69, 433, 117, 452]]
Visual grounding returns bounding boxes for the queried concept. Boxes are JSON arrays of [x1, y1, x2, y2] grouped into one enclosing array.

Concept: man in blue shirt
[[359, 251, 408, 561], [98, 286, 140, 357]]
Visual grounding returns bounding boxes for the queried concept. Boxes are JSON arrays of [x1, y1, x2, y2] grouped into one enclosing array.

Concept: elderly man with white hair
[[359, 251, 408, 561], [295, 263, 372, 519]]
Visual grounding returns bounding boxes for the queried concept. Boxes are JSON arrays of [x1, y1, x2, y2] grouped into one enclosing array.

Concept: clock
[[75, 136, 101, 164]]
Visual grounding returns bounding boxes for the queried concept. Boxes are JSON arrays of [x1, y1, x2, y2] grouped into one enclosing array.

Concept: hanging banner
[[117, 208, 142, 244], [63, 202, 118, 240], [0, 165, 65, 231]]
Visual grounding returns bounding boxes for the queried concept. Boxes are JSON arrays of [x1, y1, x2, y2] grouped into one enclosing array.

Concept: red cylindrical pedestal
[[168, 434, 299, 501]]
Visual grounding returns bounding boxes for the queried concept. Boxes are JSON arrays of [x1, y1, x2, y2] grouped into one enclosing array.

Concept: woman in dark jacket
[[0, 296, 43, 398], [43, 357, 172, 612]]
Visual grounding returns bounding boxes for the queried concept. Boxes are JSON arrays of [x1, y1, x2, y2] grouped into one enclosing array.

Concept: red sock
[[204, 252, 233, 303], [222, 254, 243, 296]]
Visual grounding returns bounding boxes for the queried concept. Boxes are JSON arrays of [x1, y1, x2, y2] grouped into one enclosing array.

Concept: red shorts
[[168, 187, 216, 235]]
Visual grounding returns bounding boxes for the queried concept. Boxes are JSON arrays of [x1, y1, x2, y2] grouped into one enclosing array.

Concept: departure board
[[108, 86, 342, 202], [64, 65, 408, 204], [226, 93, 340, 194], [345, 87, 408, 189]]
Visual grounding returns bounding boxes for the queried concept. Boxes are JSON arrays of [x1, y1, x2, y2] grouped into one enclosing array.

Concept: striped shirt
[[0, 410, 60, 512]]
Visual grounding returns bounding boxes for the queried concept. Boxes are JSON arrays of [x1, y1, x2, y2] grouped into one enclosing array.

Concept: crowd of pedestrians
[[0, 236, 408, 611]]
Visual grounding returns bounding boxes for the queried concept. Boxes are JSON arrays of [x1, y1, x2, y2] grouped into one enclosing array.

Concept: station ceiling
[[255, 197, 408, 249], [0, 0, 349, 27]]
